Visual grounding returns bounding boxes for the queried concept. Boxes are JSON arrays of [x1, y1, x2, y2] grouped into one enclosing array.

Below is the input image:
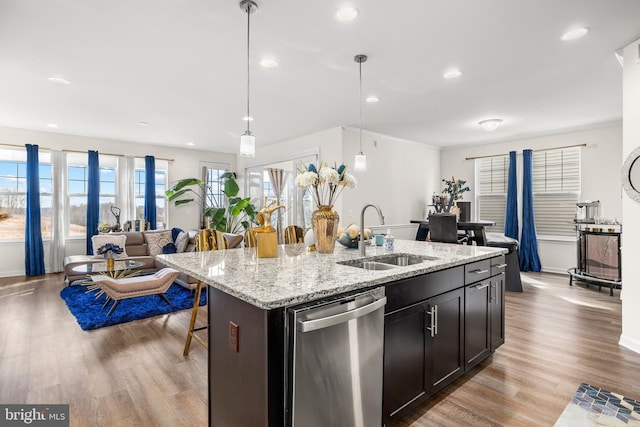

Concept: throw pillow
[[171, 227, 184, 242], [162, 242, 177, 254], [91, 234, 128, 258], [175, 231, 189, 253], [143, 230, 173, 256]]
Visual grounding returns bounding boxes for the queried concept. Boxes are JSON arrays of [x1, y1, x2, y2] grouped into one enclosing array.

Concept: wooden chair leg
[[183, 282, 208, 356]]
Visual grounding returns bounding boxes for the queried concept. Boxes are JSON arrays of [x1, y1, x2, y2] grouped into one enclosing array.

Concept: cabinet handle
[[474, 283, 490, 290], [494, 263, 507, 269], [425, 306, 437, 338], [490, 283, 497, 302], [434, 305, 438, 336], [470, 269, 489, 274]]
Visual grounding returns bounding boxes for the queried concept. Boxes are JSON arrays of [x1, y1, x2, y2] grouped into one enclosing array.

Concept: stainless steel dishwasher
[[289, 287, 387, 427]]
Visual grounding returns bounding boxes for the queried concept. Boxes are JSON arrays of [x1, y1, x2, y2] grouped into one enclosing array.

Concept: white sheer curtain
[[117, 156, 136, 226], [49, 150, 67, 272]]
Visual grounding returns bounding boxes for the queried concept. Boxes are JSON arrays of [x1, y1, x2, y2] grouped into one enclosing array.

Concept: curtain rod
[[1, 143, 174, 162], [465, 143, 588, 161], [61, 149, 173, 162]]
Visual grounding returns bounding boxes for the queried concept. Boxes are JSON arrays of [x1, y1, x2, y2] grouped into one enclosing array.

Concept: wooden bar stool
[[183, 229, 227, 356]]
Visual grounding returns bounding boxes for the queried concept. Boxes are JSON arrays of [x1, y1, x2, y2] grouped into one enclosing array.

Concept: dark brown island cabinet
[[383, 254, 505, 423], [206, 253, 506, 426]]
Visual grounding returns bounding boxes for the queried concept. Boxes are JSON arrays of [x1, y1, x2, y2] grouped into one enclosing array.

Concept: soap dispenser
[[250, 199, 285, 258], [383, 228, 395, 251]]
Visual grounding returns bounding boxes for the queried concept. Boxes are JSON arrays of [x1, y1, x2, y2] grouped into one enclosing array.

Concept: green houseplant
[[165, 172, 257, 235]]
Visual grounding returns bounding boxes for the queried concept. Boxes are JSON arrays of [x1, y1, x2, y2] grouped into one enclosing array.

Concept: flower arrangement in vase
[[97, 243, 124, 270], [441, 176, 470, 217], [295, 161, 357, 253]]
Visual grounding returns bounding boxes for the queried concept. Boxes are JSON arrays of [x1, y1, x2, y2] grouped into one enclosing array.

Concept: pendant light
[[354, 54, 367, 171], [239, 0, 257, 157]]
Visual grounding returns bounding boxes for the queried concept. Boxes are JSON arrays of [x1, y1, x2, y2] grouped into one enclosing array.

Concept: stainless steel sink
[[337, 254, 438, 270], [375, 254, 434, 266]]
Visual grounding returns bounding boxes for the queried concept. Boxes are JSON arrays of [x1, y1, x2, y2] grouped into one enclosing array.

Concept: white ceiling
[[1, 0, 639, 154]]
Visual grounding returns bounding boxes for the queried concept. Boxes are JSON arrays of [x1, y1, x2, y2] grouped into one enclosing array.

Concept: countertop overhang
[[157, 240, 507, 310]]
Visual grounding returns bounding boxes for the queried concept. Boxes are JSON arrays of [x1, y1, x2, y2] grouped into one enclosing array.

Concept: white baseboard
[[540, 267, 570, 275], [0, 269, 25, 278], [619, 335, 640, 355]]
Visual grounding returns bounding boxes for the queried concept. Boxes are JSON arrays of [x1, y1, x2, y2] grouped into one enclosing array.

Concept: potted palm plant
[[165, 172, 257, 236]]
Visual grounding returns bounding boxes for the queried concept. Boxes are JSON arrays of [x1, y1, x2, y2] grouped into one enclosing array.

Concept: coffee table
[[71, 260, 146, 293]]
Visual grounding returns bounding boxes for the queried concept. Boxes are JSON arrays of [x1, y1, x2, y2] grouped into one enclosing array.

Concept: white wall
[[440, 125, 622, 273], [341, 128, 441, 240], [620, 38, 640, 354], [237, 126, 441, 241], [0, 126, 234, 277]]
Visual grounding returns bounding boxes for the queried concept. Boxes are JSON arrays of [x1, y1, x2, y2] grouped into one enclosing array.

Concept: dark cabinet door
[[464, 281, 491, 369], [427, 288, 464, 394], [490, 273, 505, 351], [383, 301, 428, 421]]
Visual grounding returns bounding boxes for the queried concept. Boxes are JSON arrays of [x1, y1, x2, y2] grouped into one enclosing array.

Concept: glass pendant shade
[[354, 152, 366, 171], [240, 133, 255, 157]]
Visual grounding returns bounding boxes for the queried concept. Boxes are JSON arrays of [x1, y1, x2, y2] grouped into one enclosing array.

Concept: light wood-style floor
[[1, 272, 639, 426]]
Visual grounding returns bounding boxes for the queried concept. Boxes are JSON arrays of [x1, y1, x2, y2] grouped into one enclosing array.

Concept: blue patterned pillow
[[162, 242, 177, 254]]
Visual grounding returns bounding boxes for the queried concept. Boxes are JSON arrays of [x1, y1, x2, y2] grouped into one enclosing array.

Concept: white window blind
[[531, 147, 581, 237], [476, 156, 508, 233]]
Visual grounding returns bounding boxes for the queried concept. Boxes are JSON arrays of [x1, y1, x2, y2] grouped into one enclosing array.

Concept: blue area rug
[[60, 283, 205, 331], [554, 383, 640, 426]]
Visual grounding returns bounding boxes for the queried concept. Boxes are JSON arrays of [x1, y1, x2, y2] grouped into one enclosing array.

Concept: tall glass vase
[[312, 205, 339, 254]]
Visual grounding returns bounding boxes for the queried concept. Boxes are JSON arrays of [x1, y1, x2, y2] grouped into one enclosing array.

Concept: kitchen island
[[157, 240, 507, 426]]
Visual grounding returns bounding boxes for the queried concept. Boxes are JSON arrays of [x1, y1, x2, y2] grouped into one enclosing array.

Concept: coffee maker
[[575, 201, 600, 223]]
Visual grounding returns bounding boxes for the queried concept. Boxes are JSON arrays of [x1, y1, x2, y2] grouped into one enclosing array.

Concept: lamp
[[239, 0, 257, 157], [479, 118, 503, 132], [354, 54, 368, 171]]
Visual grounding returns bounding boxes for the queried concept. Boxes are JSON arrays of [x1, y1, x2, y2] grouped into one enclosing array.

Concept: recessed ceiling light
[[366, 96, 379, 103], [47, 123, 59, 128], [260, 58, 278, 68], [334, 7, 358, 22], [479, 118, 503, 131], [186, 142, 195, 146], [561, 27, 589, 41], [444, 69, 462, 79], [47, 77, 70, 85], [138, 121, 149, 126], [243, 116, 254, 122]]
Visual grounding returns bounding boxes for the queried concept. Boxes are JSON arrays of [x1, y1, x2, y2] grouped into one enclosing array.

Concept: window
[[202, 162, 229, 209], [68, 161, 116, 237], [134, 159, 168, 229], [532, 147, 581, 237], [0, 149, 52, 239], [476, 155, 508, 233]]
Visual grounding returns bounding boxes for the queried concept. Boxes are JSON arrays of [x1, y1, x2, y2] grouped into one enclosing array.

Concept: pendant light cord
[[358, 59, 363, 154], [246, 3, 251, 134]]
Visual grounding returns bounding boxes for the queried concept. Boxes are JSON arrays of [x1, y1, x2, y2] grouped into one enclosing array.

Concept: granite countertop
[[156, 240, 506, 310]]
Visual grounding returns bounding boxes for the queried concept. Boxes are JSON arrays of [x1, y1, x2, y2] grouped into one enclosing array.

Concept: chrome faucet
[[360, 204, 385, 256]]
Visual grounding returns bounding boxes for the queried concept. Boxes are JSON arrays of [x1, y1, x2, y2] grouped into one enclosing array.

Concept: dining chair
[[284, 225, 305, 244], [428, 214, 469, 244], [184, 229, 227, 356], [244, 229, 257, 248]]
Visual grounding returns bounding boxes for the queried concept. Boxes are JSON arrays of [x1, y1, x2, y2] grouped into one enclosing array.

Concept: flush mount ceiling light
[[366, 95, 379, 103], [186, 141, 195, 146], [334, 7, 358, 22], [47, 123, 59, 128], [354, 54, 368, 171], [479, 118, 503, 132], [243, 116, 254, 121], [47, 76, 70, 85], [138, 121, 149, 126], [561, 26, 589, 41], [239, 0, 257, 157], [259, 58, 278, 68], [444, 69, 462, 79]]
